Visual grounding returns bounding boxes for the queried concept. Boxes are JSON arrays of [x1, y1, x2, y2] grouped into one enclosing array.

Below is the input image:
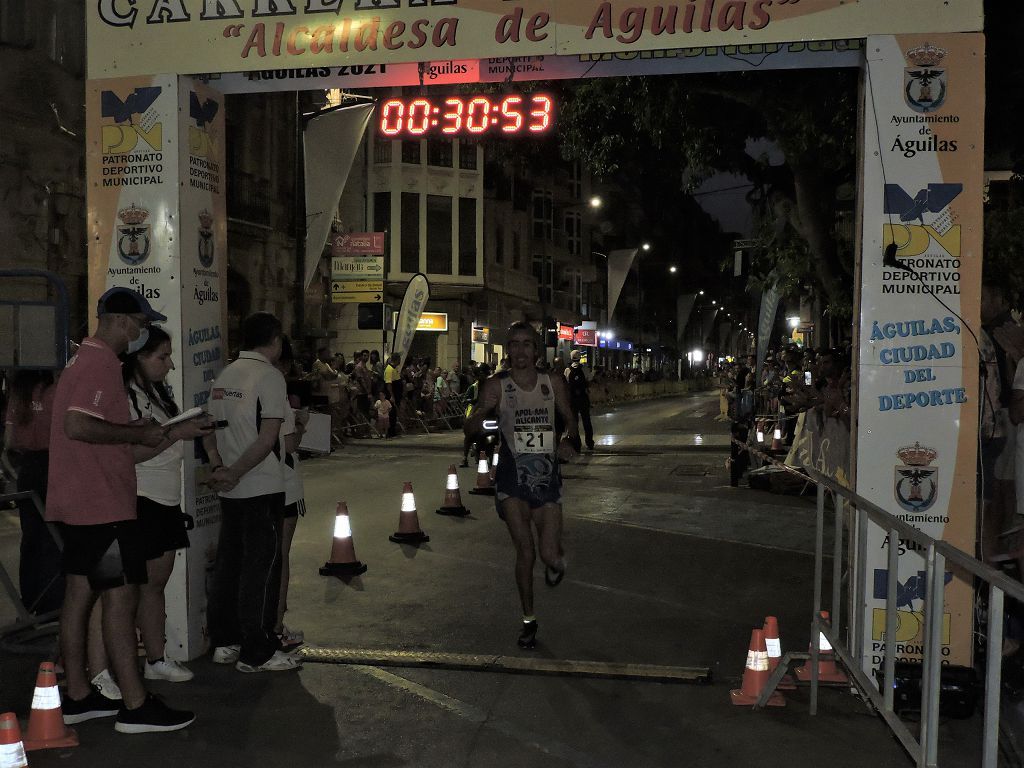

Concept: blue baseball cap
[[96, 287, 167, 322]]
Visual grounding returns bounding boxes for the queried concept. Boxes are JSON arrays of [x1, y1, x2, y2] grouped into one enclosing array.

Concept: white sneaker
[[280, 625, 304, 644], [144, 659, 194, 682], [211, 645, 241, 664], [235, 650, 302, 673], [90, 669, 123, 701]]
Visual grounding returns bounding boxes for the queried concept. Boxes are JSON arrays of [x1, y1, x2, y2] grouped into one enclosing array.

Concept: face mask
[[127, 326, 149, 355]]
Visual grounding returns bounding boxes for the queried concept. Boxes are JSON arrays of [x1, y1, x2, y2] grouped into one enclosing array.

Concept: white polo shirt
[[128, 382, 183, 506], [208, 351, 286, 499]]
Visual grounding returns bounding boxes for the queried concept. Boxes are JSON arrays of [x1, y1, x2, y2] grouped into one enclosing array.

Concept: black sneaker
[[544, 563, 566, 587], [114, 694, 195, 734], [63, 685, 121, 724], [517, 620, 538, 650]]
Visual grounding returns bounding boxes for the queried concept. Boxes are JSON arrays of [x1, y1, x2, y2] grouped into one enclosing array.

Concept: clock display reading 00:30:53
[[378, 94, 554, 138]]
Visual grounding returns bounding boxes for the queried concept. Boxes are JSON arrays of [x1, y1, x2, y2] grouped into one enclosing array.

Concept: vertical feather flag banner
[[391, 273, 430, 369]]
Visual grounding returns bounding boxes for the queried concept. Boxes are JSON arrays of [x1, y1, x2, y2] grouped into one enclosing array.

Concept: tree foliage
[[557, 69, 859, 315], [984, 189, 1024, 303]]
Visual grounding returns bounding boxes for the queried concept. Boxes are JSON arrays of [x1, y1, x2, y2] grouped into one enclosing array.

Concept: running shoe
[[90, 668, 123, 701], [63, 685, 121, 724], [114, 694, 195, 733], [235, 650, 302, 673], [144, 659, 194, 682], [279, 624, 304, 644], [544, 562, 566, 587], [211, 645, 241, 664], [517, 620, 538, 650]]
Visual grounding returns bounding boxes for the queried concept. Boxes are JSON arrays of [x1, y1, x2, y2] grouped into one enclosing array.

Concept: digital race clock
[[378, 94, 554, 138]]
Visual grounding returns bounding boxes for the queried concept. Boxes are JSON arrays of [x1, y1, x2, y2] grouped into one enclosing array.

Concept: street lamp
[[669, 265, 678, 273], [589, 196, 603, 209]]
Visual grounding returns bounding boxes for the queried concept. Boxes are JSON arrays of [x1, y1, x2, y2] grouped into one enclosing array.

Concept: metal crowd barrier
[[751, 463, 1024, 768], [0, 490, 60, 653]]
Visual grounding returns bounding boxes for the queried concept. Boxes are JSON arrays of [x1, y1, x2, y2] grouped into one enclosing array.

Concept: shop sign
[[392, 311, 447, 332], [331, 232, 385, 256], [574, 328, 597, 347]]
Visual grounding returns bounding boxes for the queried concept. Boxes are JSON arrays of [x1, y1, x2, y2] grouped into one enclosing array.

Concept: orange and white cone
[[770, 422, 783, 452], [389, 482, 429, 544], [730, 628, 785, 707], [436, 465, 470, 517], [763, 616, 796, 691], [0, 713, 28, 768], [23, 662, 77, 751], [795, 611, 849, 684], [468, 450, 495, 496], [320, 502, 367, 577]]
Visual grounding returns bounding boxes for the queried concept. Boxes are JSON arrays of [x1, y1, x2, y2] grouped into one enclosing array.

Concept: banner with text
[[210, 40, 863, 94], [86, 1, 982, 79], [86, 75, 228, 660], [855, 34, 984, 675]]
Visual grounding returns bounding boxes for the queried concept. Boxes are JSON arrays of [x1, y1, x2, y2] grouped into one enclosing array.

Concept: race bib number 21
[[514, 426, 553, 454]]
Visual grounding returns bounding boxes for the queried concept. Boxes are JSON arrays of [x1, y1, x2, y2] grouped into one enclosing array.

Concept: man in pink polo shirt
[[47, 287, 208, 734]]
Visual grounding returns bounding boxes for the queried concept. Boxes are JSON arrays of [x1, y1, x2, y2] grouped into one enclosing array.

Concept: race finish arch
[[84, 0, 985, 672]]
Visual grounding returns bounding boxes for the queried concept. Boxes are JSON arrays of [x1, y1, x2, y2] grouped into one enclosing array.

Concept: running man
[[464, 322, 579, 649]]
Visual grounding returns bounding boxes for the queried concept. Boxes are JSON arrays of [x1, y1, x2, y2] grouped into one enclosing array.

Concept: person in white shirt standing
[[203, 312, 299, 673], [123, 326, 209, 683]]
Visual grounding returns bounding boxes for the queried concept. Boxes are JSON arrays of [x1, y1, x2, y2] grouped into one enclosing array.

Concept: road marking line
[[351, 664, 620, 768], [305, 647, 709, 684]]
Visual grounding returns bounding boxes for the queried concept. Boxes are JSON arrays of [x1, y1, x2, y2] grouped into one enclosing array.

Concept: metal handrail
[[800, 467, 1024, 768]]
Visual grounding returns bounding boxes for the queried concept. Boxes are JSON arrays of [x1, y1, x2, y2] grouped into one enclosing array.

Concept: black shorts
[[137, 496, 190, 560], [283, 499, 305, 519], [56, 520, 148, 591]]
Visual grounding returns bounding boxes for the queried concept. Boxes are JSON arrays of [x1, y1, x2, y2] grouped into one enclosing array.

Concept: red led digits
[[380, 99, 405, 136], [377, 94, 554, 138], [466, 97, 491, 134], [441, 97, 463, 134], [407, 98, 431, 135], [500, 95, 523, 133], [528, 95, 553, 132]]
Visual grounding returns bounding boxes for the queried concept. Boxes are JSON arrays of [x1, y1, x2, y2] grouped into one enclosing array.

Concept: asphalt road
[[0, 393, 982, 767]]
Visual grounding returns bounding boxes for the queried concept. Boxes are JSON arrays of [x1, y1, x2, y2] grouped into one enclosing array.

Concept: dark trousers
[[571, 401, 594, 448], [388, 388, 403, 437], [209, 493, 284, 666], [730, 422, 751, 486], [17, 451, 64, 614]]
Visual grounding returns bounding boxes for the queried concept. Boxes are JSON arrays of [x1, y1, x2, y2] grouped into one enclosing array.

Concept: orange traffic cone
[[23, 662, 77, 751], [436, 465, 470, 517], [489, 448, 499, 481], [389, 482, 429, 544], [763, 616, 796, 691], [468, 450, 495, 495], [770, 422, 783, 452], [0, 713, 28, 768], [730, 628, 785, 707], [795, 611, 849, 684], [320, 502, 367, 577]]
